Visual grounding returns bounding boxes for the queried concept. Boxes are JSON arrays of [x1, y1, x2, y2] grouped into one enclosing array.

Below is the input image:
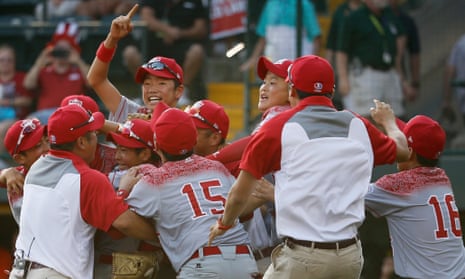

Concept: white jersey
[[16, 150, 128, 279], [241, 99, 378, 242], [365, 167, 465, 278], [109, 95, 142, 123], [126, 155, 251, 272]]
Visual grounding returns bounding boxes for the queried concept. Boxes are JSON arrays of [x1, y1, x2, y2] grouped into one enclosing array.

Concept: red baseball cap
[[150, 101, 171, 132], [48, 105, 105, 144], [47, 21, 81, 52], [403, 115, 446, 160], [154, 108, 197, 155], [286, 55, 335, 94], [185, 100, 229, 139], [135, 56, 183, 84], [107, 119, 154, 149], [60, 95, 100, 113], [4, 119, 46, 155], [257, 56, 293, 80]]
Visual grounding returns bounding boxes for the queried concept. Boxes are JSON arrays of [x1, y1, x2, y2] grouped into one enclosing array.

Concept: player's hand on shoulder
[[118, 166, 142, 193]]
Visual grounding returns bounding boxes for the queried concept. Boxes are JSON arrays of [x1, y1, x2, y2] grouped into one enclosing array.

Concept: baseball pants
[[178, 245, 259, 279]]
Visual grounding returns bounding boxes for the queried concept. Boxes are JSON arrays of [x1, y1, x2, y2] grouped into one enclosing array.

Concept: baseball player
[[118, 106, 259, 278], [184, 99, 230, 157], [1, 118, 49, 224], [9, 105, 157, 279], [94, 118, 161, 279], [206, 56, 293, 176], [365, 115, 465, 278], [208, 55, 409, 279], [60, 94, 120, 174], [87, 4, 185, 123]]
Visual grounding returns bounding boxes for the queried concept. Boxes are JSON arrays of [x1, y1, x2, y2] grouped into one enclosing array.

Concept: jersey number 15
[[182, 179, 226, 219]]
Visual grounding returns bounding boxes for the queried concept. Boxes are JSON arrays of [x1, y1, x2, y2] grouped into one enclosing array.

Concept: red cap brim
[[257, 56, 289, 80], [135, 67, 178, 84], [107, 132, 148, 149]]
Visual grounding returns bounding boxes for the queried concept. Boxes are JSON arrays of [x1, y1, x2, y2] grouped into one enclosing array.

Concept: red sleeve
[[206, 136, 252, 164], [80, 169, 129, 231], [222, 160, 241, 178], [239, 113, 290, 179], [359, 116, 397, 166]]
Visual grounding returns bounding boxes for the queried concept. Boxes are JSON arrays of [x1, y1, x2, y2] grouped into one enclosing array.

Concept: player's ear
[[175, 84, 184, 100], [408, 147, 415, 161], [139, 147, 152, 162]]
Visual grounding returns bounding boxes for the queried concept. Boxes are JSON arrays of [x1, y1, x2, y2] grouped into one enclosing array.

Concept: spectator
[[24, 21, 90, 124], [325, 0, 362, 66], [35, 0, 80, 21], [358, 1, 421, 276], [208, 55, 409, 278], [365, 115, 465, 278], [76, 0, 137, 20], [0, 44, 35, 164], [444, 33, 465, 126], [0, 44, 34, 121], [324, 0, 362, 110], [240, 0, 321, 72], [122, 0, 209, 105], [336, 0, 409, 119], [87, 5, 185, 123], [389, 0, 421, 102], [9, 104, 157, 279], [120, 107, 259, 278]]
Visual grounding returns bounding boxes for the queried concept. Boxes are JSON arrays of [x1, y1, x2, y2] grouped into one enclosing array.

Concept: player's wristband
[[96, 42, 116, 63], [116, 189, 129, 199], [217, 217, 235, 231]]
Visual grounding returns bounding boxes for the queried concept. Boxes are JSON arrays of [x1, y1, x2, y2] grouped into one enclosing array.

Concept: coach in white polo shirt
[[10, 104, 157, 279], [209, 55, 409, 279]]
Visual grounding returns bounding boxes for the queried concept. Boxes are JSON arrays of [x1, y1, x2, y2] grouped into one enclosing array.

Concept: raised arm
[[87, 4, 139, 114], [370, 99, 409, 162], [23, 46, 52, 90]]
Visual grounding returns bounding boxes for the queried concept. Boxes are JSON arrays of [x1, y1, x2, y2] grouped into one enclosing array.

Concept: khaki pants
[[263, 241, 363, 279], [9, 267, 70, 279]]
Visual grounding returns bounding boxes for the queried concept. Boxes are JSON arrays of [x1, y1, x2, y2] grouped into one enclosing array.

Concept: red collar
[[295, 96, 336, 110]]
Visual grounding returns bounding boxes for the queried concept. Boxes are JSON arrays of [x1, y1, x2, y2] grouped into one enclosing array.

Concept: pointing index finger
[[126, 4, 139, 19]]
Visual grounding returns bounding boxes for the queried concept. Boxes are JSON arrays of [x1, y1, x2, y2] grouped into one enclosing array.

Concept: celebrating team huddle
[[1, 3, 465, 279]]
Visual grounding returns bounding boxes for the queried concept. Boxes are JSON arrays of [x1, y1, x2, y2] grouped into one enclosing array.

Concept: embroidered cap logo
[[13, 119, 37, 154]]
